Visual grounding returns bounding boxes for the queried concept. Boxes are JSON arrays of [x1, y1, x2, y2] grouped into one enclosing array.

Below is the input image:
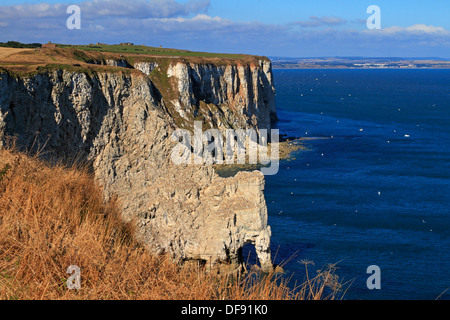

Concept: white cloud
[[0, 0, 211, 19], [405, 24, 448, 34], [0, 3, 66, 19], [154, 13, 227, 23], [377, 24, 449, 35], [81, 0, 210, 19], [291, 16, 347, 28]]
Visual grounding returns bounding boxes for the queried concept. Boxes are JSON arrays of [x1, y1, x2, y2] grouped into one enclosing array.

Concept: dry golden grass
[[0, 48, 35, 60], [0, 146, 345, 300]]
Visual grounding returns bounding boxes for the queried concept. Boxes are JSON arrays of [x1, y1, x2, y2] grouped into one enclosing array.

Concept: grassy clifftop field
[[0, 42, 269, 76], [57, 43, 250, 59]]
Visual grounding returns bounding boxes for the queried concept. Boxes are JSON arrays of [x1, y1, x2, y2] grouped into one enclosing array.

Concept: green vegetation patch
[[0, 41, 42, 49], [36, 63, 134, 76], [56, 43, 267, 61]]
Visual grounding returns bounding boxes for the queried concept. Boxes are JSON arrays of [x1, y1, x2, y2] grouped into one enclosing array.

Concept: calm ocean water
[[260, 69, 450, 300]]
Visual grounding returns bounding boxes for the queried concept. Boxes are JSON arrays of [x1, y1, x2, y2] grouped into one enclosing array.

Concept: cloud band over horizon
[[0, 0, 449, 58]]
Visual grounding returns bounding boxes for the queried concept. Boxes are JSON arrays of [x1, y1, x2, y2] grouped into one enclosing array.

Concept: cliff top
[[0, 43, 270, 77]]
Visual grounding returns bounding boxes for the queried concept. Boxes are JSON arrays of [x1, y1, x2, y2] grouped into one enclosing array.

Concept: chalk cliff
[[164, 60, 277, 131], [0, 55, 276, 272]]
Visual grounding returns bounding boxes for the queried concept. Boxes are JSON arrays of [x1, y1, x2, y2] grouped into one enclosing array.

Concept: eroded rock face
[[140, 167, 272, 271], [166, 60, 277, 132], [87, 59, 132, 68], [134, 62, 159, 76], [0, 59, 276, 272]]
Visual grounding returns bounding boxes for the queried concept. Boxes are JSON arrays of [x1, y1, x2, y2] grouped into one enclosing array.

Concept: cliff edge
[[0, 46, 277, 272]]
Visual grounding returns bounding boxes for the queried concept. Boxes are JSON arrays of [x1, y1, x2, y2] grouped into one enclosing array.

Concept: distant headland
[[270, 56, 450, 69]]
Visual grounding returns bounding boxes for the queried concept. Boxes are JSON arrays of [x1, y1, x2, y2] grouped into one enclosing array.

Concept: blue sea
[[261, 69, 450, 300]]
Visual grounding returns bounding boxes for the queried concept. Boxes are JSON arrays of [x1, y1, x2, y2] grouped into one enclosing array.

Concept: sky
[[0, 0, 449, 58]]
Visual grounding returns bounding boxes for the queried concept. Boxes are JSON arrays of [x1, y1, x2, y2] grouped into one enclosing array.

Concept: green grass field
[[56, 43, 249, 59]]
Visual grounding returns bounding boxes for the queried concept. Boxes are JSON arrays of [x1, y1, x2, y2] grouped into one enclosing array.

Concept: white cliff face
[[166, 59, 276, 131], [0, 59, 276, 272], [134, 62, 159, 76], [87, 59, 131, 68]]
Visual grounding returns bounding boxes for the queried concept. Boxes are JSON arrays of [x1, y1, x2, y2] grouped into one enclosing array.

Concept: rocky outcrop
[[0, 58, 276, 272], [166, 60, 277, 132], [87, 59, 132, 68], [134, 62, 159, 76], [140, 167, 272, 272]]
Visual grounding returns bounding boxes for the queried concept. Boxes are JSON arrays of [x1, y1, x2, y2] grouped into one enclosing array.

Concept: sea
[[250, 69, 450, 300]]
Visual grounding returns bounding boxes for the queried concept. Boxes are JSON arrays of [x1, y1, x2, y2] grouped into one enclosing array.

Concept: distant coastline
[[270, 56, 450, 69]]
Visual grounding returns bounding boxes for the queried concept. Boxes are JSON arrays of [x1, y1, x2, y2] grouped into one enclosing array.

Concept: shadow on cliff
[[2, 71, 124, 170]]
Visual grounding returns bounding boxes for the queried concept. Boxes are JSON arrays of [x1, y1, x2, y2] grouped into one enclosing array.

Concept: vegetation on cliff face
[[0, 147, 344, 300]]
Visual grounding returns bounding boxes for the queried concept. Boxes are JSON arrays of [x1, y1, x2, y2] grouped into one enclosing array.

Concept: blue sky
[[209, 0, 450, 28], [0, 0, 449, 58]]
